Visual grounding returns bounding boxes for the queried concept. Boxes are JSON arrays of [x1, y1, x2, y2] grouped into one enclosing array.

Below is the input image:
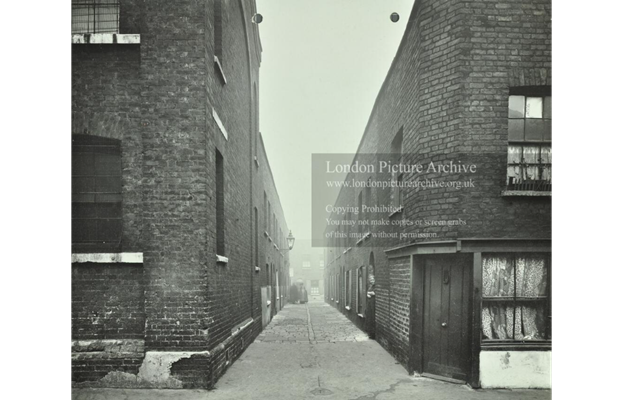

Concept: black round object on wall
[[390, 12, 399, 23]]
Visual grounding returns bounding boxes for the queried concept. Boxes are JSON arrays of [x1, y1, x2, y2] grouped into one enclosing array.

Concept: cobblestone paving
[[73, 299, 551, 399], [255, 300, 369, 344]]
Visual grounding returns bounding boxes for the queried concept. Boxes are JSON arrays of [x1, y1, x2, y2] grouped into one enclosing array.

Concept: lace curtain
[[481, 254, 548, 341]]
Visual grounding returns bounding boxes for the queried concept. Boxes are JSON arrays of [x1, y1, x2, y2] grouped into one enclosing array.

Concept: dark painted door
[[422, 255, 471, 382]]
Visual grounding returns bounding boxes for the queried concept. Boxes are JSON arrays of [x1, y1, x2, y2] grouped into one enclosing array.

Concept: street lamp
[[287, 230, 295, 250]]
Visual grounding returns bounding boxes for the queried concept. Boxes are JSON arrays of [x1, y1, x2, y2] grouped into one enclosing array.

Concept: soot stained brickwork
[[324, 0, 551, 379], [71, 0, 289, 389]]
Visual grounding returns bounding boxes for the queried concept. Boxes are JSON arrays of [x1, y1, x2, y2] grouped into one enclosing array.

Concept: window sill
[[216, 255, 229, 264], [212, 108, 229, 140], [254, 156, 260, 167], [214, 55, 227, 84], [72, 252, 143, 264], [356, 232, 371, 246], [481, 341, 551, 351], [502, 190, 551, 197], [388, 206, 404, 218], [345, 306, 351, 311], [72, 33, 140, 45], [357, 313, 365, 319]]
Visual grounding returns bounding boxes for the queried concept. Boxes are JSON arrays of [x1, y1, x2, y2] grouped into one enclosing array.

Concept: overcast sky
[[257, 0, 415, 242]]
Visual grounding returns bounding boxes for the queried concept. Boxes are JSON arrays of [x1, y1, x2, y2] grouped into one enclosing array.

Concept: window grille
[[72, 1, 120, 34]]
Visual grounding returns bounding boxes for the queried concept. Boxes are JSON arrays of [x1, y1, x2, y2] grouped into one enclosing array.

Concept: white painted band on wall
[[72, 253, 143, 264], [72, 34, 141, 44]]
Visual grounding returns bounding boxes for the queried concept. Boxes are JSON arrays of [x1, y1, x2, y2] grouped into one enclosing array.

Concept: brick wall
[[72, 0, 289, 388], [72, 264, 145, 339], [324, 0, 551, 373]]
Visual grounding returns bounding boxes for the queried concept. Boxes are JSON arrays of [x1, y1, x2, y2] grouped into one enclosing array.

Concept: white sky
[[257, 0, 414, 241]]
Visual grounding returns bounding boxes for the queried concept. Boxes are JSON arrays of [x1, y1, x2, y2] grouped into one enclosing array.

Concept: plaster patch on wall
[[480, 351, 551, 389], [97, 351, 209, 388]]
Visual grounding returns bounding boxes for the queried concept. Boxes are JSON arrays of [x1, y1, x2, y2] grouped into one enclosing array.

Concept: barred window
[[72, 1, 120, 34], [72, 135, 122, 252]]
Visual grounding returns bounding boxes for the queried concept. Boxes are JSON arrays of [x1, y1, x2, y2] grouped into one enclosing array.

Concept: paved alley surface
[[72, 300, 551, 400]]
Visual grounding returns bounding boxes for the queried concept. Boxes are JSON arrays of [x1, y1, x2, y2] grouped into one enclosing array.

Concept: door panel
[[422, 255, 471, 382]]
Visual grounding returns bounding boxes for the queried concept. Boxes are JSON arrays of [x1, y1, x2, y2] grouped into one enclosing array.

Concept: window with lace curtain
[[481, 253, 551, 344], [506, 87, 551, 193]]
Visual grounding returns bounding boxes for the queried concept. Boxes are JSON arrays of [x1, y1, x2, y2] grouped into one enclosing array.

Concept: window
[[357, 266, 365, 315], [507, 88, 552, 192], [214, 0, 223, 60], [390, 129, 404, 209], [216, 150, 225, 256], [254, 207, 259, 266], [72, 0, 120, 34], [72, 135, 122, 252], [357, 192, 363, 238], [364, 178, 372, 226], [481, 253, 551, 343], [311, 280, 319, 295], [345, 270, 351, 309]]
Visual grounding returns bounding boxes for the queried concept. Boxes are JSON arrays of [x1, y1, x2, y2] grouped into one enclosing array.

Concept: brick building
[[289, 239, 325, 300], [324, 0, 551, 389], [71, 0, 290, 389]]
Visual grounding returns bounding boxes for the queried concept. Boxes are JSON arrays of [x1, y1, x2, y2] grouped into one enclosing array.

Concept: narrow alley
[[72, 300, 551, 400]]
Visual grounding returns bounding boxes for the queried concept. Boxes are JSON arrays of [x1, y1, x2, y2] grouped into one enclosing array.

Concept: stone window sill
[[216, 254, 229, 264], [388, 206, 404, 218], [72, 252, 143, 264], [345, 306, 351, 311], [501, 190, 551, 197], [72, 33, 140, 44], [214, 56, 227, 84]]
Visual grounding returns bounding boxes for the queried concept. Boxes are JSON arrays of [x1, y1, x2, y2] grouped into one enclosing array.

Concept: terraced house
[[324, 0, 551, 389], [71, 0, 291, 389]]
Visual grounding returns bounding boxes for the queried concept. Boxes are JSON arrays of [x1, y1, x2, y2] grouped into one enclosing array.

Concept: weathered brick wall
[[72, 264, 145, 339], [324, 0, 551, 373], [388, 256, 410, 368], [72, 44, 143, 253], [133, 0, 211, 352], [455, 0, 552, 239], [72, 263, 145, 385], [72, 0, 288, 389]]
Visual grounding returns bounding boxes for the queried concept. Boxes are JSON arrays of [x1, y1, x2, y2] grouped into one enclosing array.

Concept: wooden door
[[422, 255, 471, 382]]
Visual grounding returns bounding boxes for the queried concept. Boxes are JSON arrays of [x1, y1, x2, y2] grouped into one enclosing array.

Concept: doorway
[[415, 254, 471, 383]]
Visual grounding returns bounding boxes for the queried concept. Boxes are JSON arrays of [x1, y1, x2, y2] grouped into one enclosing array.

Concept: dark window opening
[[214, 0, 223, 60], [72, 0, 120, 34], [72, 134, 122, 252], [216, 150, 225, 256], [254, 207, 259, 266], [390, 128, 404, 208]]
